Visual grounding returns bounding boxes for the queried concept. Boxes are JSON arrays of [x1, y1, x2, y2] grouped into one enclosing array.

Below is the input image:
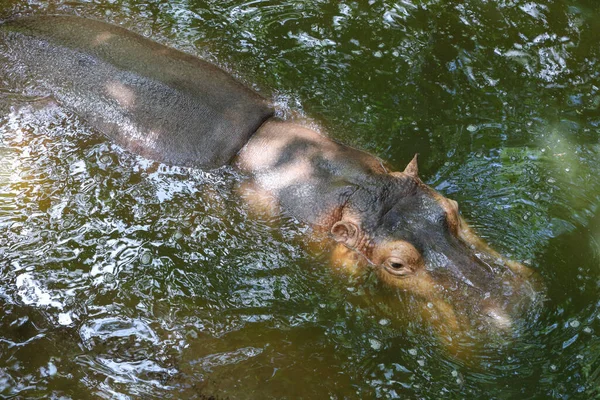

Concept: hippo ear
[[331, 221, 359, 248], [403, 154, 419, 178]]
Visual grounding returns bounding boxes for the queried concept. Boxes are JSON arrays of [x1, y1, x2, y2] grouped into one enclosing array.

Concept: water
[[0, 0, 599, 398]]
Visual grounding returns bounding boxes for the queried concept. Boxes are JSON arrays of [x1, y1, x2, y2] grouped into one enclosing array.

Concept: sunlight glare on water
[[0, 0, 600, 398]]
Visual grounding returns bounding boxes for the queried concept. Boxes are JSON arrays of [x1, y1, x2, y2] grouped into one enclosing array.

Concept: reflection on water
[[1, 0, 600, 398]]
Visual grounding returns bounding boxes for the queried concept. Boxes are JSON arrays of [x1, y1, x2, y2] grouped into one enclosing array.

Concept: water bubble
[[41, 361, 58, 377], [369, 338, 382, 350], [104, 273, 115, 284], [58, 313, 73, 326], [187, 330, 198, 339], [99, 154, 112, 166], [379, 318, 390, 326], [140, 251, 152, 265], [408, 348, 417, 356], [466, 125, 477, 132], [550, 364, 558, 371], [47, 362, 57, 376], [569, 320, 580, 328]]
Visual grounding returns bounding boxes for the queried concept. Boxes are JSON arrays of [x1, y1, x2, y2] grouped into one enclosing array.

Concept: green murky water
[[0, 0, 599, 398]]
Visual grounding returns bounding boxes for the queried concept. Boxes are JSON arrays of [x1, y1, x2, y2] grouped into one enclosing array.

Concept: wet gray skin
[[0, 15, 542, 346]]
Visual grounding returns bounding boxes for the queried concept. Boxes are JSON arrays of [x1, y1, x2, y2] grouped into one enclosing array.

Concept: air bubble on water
[[379, 318, 390, 326], [417, 359, 425, 367], [104, 273, 115, 284], [58, 313, 73, 326], [99, 154, 112, 165], [369, 338, 382, 350], [427, 302, 434, 309], [570, 320, 580, 328], [408, 348, 417, 356], [187, 330, 198, 339], [550, 364, 558, 371], [47, 362, 57, 376], [41, 362, 58, 377], [451, 370, 458, 377], [467, 125, 477, 132], [140, 251, 152, 265], [583, 327, 592, 334]]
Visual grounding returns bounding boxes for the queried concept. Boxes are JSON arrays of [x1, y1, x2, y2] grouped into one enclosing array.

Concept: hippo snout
[[481, 303, 514, 330]]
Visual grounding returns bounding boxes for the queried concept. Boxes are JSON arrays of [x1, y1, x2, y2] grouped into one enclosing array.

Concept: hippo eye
[[384, 259, 413, 277], [437, 214, 449, 227]]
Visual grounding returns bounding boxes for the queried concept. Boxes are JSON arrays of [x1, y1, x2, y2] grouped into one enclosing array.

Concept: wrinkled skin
[[236, 121, 542, 342]]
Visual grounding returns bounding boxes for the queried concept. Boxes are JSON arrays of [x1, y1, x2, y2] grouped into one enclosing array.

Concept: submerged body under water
[[0, 1, 600, 399]]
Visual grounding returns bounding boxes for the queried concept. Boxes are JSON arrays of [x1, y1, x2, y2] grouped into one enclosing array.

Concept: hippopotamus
[[0, 15, 541, 346]]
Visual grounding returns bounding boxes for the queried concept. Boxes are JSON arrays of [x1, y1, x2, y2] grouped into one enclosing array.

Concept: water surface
[[0, 0, 600, 398]]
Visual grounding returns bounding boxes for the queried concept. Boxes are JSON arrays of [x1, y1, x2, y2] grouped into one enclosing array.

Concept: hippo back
[[0, 15, 274, 169]]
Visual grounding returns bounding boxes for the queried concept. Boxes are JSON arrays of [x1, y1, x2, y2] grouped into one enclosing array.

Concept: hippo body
[[0, 15, 541, 342], [0, 15, 273, 168]]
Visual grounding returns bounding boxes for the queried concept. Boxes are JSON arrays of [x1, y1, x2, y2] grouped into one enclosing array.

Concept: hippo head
[[330, 155, 542, 338], [234, 120, 541, 343]]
